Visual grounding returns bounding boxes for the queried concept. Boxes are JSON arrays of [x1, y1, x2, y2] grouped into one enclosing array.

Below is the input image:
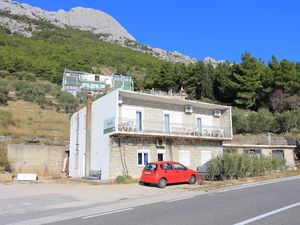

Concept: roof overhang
[[119, 90, 230, 110], [223, 144, 296, 149]]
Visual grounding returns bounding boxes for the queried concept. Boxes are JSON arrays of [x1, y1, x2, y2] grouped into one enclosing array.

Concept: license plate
[[145, 172, 151, 175]]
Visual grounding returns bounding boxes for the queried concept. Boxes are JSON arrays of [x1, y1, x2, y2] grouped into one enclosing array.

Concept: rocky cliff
[[0, 0, 198, 64]]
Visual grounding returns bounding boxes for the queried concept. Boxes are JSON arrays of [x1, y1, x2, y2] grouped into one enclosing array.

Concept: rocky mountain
[[0, 0, 197, 64]]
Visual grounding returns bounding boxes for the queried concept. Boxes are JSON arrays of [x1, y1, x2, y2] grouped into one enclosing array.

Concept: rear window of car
[[144, 163, 157, 170]]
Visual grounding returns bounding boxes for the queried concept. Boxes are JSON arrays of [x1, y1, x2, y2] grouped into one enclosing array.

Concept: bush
[[206, 153, 286, 181], [0, 148, 9, 170], [0, 111, 14, 127], [115, 175, 125, 184], [14, 71, 36, 81], [56, 91, 79, 113], [115, 175, 134, 184], [206, 158, 220, 181], [0, 80, 9, 105]]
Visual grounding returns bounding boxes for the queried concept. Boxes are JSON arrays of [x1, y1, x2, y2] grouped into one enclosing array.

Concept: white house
[[69, 89, 233, 180]]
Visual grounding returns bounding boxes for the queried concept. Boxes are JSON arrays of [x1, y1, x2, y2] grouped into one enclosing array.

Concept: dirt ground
[[0, 179, 196, 209]]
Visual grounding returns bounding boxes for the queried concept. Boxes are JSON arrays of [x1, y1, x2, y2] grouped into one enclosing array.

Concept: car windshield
[[144, 163, 157, 170]]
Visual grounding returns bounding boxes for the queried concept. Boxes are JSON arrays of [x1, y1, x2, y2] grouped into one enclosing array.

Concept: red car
[[140, 161, 198, 188]]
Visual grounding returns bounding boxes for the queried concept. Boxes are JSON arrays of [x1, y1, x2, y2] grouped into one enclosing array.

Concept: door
[[201, 151, 212, 165], [136, 111, 142, 131], [164, 114, 170, 134], [173, 163, 189, 182], [161, 163, 176, 183]]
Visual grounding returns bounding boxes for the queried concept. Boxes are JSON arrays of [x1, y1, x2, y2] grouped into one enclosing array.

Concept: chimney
[[104, 84, 112, 95], [85, 92, 92, 176]]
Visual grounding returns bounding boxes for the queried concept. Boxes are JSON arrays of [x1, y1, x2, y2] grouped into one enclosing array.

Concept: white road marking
[[165, 196, 195, 203], [233, 201, 300, 225], [82, 208, 134, 219]]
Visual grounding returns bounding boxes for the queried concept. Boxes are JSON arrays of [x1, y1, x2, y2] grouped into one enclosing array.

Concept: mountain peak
[[0, 0, 198, 64]]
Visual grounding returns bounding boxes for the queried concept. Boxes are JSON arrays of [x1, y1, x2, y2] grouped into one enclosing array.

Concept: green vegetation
[[0, 145, 9, 172], [115, 175, 134, 184], [0, 111, 14, 127], [1, 15, 300, 135], [206, 153, 286, 181]]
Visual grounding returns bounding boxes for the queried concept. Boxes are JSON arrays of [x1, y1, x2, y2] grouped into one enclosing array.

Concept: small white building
[[62, 69, 134, 96], [69, 89, 233, 180]]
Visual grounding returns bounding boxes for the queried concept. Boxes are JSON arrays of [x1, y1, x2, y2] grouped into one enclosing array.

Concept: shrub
[[14, 71, 36, 81], [0, 111, 14, 127], [56, 91, 79, 113], [210, 153, 287, 181], [115, 175, 125, 184], [0, 80, 9, 105], [206, 158, 220, 181], [0, 148, 9, 170]]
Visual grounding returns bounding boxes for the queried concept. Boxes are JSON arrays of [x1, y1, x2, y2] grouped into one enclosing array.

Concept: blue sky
[[17, 0, 300, 62]]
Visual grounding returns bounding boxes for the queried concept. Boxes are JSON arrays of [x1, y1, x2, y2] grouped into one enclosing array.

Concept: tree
[[229, 53, 265, 109], [56, 91, 79, 113]]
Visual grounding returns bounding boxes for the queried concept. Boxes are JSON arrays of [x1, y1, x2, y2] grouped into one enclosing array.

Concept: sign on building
[[103, 117, 115, 134]]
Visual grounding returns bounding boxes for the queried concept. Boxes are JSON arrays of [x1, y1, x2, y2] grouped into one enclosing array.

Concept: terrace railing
[[118, 117, 232, 139]]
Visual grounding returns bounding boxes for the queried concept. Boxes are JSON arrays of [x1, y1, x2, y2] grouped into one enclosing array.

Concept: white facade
[[69, 89, 232, 180], [69, 90, 119, 179]]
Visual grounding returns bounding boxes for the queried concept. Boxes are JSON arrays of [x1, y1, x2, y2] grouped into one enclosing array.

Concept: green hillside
[[1, 13, 300, 136]]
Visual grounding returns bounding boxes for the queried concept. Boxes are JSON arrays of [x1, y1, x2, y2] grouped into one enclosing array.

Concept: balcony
[[117, 117, 232, 140]]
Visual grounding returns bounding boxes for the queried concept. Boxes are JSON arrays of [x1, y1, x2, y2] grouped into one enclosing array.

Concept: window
[[174, 163, 186, 170], [158, 153, 164, 161], [161, 163, 173, 170], [244, 149, 262, 155], [157, 149, 165, 161], [137, 150, 149, 166], [197, 117, 202, 131], [179, 151, 190, 166], [144, 163, 157, 170], [136, 111, 142, 131], [164, 114, 170, 134], [272, 150, 284, 160]]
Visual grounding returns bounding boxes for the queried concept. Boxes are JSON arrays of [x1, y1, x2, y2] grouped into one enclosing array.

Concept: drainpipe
[[85, 93, 92, 176]]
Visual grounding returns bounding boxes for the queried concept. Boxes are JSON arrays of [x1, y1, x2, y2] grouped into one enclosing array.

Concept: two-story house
[[69, 89, 233, 180]]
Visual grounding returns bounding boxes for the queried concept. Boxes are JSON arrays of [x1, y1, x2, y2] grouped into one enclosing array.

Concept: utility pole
[[85, 92, 92, 176]]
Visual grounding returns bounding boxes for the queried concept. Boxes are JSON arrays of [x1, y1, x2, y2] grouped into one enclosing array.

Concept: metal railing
[[118, 117, 232, 139]]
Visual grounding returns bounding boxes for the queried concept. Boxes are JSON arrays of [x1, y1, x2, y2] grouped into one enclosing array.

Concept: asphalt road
[[46, 177, 300, 225]]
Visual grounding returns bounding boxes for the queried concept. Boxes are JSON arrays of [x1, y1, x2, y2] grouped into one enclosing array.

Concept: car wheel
[[157, 178, 167, 188], [188, 175, 196, 185]]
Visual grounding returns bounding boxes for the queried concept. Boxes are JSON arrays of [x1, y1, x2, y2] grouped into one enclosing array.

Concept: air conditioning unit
[[156, 139, 166, 148], [214, 110, 222, 117], [185, 105, 193, 114]]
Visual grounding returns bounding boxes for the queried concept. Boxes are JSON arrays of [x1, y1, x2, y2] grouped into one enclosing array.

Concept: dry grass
[[0, 100, 70, 139]]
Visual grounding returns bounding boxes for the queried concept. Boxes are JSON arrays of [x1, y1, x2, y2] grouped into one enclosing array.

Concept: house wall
[[69, 90, 119, 179], [69, 108, 86, 177], [90, 90, 119, 180], [108, 137, 223, 180], [8, 144, 68, 177], [119, 97, 231, 133]]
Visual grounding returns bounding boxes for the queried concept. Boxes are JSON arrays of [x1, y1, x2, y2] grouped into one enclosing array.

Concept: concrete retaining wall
[[7, 144, 68, 178]]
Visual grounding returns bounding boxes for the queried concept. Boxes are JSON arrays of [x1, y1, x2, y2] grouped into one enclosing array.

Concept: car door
[[161, 163, 176, 183], [173, 163, 189, 182]]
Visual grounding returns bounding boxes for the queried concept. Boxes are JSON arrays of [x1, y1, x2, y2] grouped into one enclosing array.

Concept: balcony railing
[[117, 117, 232, 139]]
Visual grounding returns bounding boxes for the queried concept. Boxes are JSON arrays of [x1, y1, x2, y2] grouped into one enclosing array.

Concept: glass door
[[164, 114, 170, 134]]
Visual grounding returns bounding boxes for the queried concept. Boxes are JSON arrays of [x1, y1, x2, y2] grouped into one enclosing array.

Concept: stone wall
[[108, 136, 223, 179], [7, 144, 68, 178]]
